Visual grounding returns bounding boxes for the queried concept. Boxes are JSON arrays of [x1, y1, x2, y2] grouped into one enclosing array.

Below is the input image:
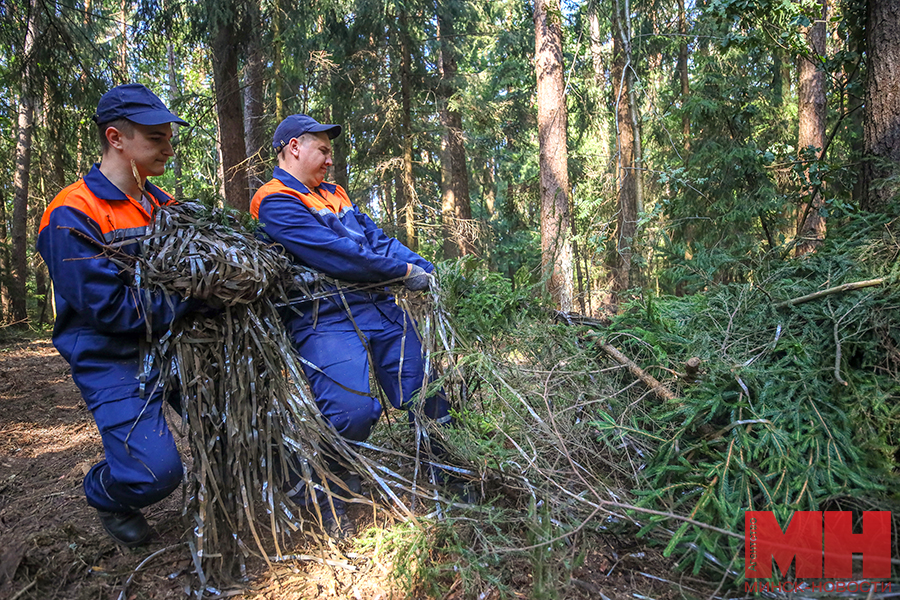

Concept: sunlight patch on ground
[[1, 422, 98, 457]]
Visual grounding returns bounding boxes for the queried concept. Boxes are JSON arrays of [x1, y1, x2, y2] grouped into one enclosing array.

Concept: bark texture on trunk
[[167, 44, 184, 199], [398, 12, 418, 251], [243, 19, 266, 197], [331, 70, 350, 192], [273, 0, 284, 123], [678, 0, 690, 152], [862, 0, 900, 212], [796, 0, 827, 255], [611, 6, 639, 294], [437, 1, 473, 259], [212, 23, 250, 211], [534, 0, 574, 311], [11, 0, 38, 323], [0, 192, 9, 320]]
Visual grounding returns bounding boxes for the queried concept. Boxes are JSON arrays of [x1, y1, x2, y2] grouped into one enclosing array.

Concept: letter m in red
[[748, 511, 822, 578]]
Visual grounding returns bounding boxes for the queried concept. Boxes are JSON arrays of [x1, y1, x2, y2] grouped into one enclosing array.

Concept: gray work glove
[[404, 263, 431, 291]]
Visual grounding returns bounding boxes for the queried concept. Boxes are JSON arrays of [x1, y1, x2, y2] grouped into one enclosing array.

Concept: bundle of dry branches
[[128, 202, 467, 584]]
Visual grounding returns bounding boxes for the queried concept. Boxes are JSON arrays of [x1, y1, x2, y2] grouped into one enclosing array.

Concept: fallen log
[[596, 340, 678, 402]]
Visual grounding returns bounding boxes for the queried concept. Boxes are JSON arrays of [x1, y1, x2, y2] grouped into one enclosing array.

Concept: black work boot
[[320, 498, 356, 542], [97, 509, 150, 548]]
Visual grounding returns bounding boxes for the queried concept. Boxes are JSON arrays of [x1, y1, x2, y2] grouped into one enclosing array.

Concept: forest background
[[1, 0, 900, 596], [0, 0, 898, 319]]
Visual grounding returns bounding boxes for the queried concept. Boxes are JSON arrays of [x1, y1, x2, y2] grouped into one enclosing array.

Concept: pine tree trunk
[[211, 22, 250, 212], [611, 4, 639, 294], [678, 0, 690, 152], [796, 0, 827, 255], [588, 3, 604, 86], [119, 0, 128, 77], [167, 44, 184, 199], [243, 10, 266, 198], [862, 0, 900, 212], [482, 158, 495, 217], [332, 71, 350, 192], [11, 0, 37, 323], [534, 0, 574, 312], [437, 1, 473, 259], [273, 0, 284, 123], [398, 12, 417, 251], [0, 192, 10, 321]]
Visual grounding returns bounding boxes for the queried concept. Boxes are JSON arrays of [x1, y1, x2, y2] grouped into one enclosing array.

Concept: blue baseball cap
[[93, 84, 188, 126], [272, 114, 342, 153]]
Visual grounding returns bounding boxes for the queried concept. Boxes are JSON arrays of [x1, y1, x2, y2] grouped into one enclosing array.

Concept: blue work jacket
[[250, 167, 433, 333], [37, 165, 197, 407]]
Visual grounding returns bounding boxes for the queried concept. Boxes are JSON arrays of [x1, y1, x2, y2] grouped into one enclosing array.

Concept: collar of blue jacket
[[84, 163, 170, 205], [273, 166, 338, 196]]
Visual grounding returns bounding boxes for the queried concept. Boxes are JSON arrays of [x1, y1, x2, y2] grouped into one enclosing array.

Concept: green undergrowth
[[596, 215, 900, 580], [401, 215, 900, 596]]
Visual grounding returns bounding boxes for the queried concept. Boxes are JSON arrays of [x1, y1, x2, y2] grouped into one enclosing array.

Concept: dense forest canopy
[[0, 0, 897, 321]]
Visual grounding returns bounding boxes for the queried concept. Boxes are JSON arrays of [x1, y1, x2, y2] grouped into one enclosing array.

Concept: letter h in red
[[823, 511, 891, 578]]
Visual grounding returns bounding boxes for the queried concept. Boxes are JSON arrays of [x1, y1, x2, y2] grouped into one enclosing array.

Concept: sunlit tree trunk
[[166, 44, 184, 199], [398, 12, 417, 251], [273, 0, 284, 123], [534, 0, 574, 311], [211, 22, 250, 211], [243, 4, 266, 198], [796, 0, 827, 255], [862, 0, 900, 212], [678, 0, 690, 153], [437, 0, 473, 259], [611, 0, 641, 295], [119, 0, 129, 78], [0, 193, 9, 320], [482, 158, 495, 217], [11, 0, 38, 323], [331, 77, 350, 192]]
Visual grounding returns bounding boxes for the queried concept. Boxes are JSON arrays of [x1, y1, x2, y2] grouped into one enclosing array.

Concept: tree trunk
[[678, 0, 690, 153], [862, 0, 900, 212], [243, 13, 266, 197], [119, 0, 128, 77], [211, 23, 250, 212], [331, 71, 350, 192], [437, 0, 474, 259], [796, 0, 828, 255], [611, 2, 640, 294], [534, 0, 574, 312], [482, 158, 495, 217], [383, 172, 395, 229], [0, 192, 10, 321], [166, 44, 184, 199], [273, 0, 285, 123], [11, 0, 37, 323], [588, 2, 604, 86], [398, 12, 417, 251]]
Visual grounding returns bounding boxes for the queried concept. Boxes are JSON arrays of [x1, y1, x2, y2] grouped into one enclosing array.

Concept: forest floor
[[0, 336, 706, 600]]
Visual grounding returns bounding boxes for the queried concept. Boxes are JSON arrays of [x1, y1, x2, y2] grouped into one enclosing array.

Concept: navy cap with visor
[[93, 84, 188, 126], [273, 114, 342, 153]]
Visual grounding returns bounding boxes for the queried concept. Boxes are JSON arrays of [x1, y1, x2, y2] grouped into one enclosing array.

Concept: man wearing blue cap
[[37, 84, 203, 548], [251, 114, 452, 539]]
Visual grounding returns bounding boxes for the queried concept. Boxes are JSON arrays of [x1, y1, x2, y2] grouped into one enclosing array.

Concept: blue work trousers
[[294, 320, 451, 445], [83, 387, 183, 513]]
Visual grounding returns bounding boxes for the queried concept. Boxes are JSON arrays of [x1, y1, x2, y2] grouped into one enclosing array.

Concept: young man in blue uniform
[[37, 84, 204, 547], [250, 115, 452, 538]]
